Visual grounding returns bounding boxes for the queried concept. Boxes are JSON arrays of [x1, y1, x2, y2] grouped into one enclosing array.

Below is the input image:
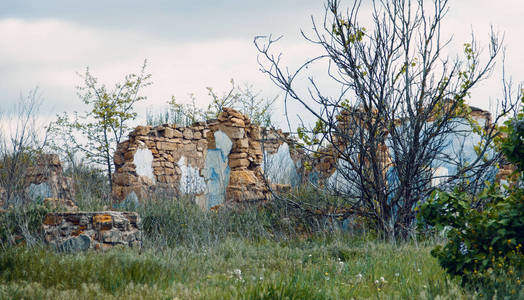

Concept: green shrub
[[0, 204, 48, 249], [418, 186, 523, 299]]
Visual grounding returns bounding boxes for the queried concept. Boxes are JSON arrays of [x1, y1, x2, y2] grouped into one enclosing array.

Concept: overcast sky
[[1, 0, 523, 129]]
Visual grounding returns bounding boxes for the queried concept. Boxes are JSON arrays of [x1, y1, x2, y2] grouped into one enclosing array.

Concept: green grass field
[[0, 234, 476, 299]]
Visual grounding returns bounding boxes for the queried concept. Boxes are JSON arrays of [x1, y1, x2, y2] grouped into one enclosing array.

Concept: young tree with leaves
[[52, 60, 152, 188]]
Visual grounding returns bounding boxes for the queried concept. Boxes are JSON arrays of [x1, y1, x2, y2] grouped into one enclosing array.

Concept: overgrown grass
[[1, 188, 521, 299], [0, 234, 473, 299]]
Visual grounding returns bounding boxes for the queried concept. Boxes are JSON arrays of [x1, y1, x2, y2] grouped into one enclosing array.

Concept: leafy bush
[[499, 98, 524, 173], [0, 204, 48, 249], [418, 94, 524, 297]]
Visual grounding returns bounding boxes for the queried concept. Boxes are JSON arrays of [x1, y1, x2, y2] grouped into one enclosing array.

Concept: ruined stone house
[[112, 105, 513, 209], [112, 108, 297, 209]]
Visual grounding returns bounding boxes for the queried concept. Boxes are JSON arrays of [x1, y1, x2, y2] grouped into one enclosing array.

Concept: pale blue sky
[[1, 0, 523, 128]]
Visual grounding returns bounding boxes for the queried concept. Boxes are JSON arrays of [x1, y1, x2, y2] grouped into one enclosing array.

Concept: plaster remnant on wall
[[134, 148, 155, 183], [264, 143, 300, 186], [178, 156, 206, 194], [28, 182, 52, 202], [201, 130, 233, 209]]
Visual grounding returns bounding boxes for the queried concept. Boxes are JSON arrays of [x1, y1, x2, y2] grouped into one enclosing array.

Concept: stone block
[[132, 126, 151, 136], [193, 131, 202, 139], [230, 117, 245, 127], [157, 141, 177, 151], [163, 127, 175, 138], [229, 159, 250, 169], [43, 212, 142, 252], [235, 138, 249, 149], [229, 152, 248, 159], [173, 130, 183, 138], [183, 128, 194, 139], [217, 125, 245, 139], [229, 170, 258, 185]]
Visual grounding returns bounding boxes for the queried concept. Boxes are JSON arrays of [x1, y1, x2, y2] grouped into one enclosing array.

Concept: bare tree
[[255, 0, 519, 239], [0, 89, 50, 208]]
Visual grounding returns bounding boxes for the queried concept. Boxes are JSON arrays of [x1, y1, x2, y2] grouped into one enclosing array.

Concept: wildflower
[[395, 273, 400, 277], [380, 276, 387, 283], [233, 269, 242, 276], [374, 279, 379, 285], [339, 261, 344, 266]]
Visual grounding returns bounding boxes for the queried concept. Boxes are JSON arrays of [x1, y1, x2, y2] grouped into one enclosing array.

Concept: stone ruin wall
[[112, 105, 516, 209], [0, 153, 76, 210], [43, 211, 142, 251], [304, 105, 515, 186], [112, 108, 280, 209]]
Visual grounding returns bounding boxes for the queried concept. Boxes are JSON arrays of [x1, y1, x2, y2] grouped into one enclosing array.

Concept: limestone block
[[157, 141, 178, 151], [249, 141, 261, 150], [193, 131, 202, 139], [229, 153, 248, 159], [229, 159, 250, 169], [183, 143, 197, 152], [235, 138, 249, 149], [183, 128, 194, 139], [163, 127, 174, 138], [226, 109, 245, 120], [230, 117, 245, 127], [124, 150, 136, 161], [218, 112, 228, 121], [217, 125, 245, 139], [113, 173, 135, 186], [229, 170, 258, 186], [114, 152, 125, 166], [132, 126, 151, 136], [173, 130, 183, 138]]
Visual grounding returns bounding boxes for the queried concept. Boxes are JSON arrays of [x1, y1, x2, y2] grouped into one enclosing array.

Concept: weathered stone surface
[[183, 128, 194, 139], [229, 170, 258, 186], [2, 154, 78, 210], [44, 211, 142, 252], [229, 159, 250, 169], [112, 107, 274, 206]]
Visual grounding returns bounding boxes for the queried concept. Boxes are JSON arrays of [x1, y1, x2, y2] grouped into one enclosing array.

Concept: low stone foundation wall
[[43, 211, 142, 252]]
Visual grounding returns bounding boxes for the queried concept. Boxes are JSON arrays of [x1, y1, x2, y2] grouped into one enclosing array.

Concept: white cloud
[[0, 0, 523, 130]]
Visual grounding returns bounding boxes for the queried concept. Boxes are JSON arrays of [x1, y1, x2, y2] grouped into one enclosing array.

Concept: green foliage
[[146, 79, 276, 127], [51, 60, 152, 183], [64, 163, 112, 211], [418, 103, 524, 296], [418, 187, 524, 296], [138, 196, 272, 249], [0, 247, 173, 294], [0, 235, 464, 299], [499, 91, 524, 173], [0, 204, 48, 249]]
